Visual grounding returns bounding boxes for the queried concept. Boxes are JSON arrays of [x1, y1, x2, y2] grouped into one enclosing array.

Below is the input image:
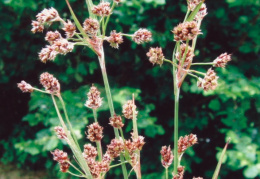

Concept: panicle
[[146, 47, 165, 66], [122, 100, 138, 119], [178, 134, 198, 154], [40, 72, 60, 94], [51, 149, 70, 173], [87, 122, 103, 142], [31, 21, 44, 33], [92, 2, 111, 17], [132, 28, 152, 44], [45, 31, 62, 44], [106, 30, 123, 49], [160, 145, 173, 168], [195, 3, 207, 21], [197, 68, 219, 91], [172, 166, 185, 179], [187, 0, 203, 11], [62, 20, 76, 38], [172, 21, 201, 41], [85, 85, 103, 109], [38, 45, 58, 63], [17, 81, 34, 93], [83, 18, 100, 36], [109, 114, 124, 128], [213, 53, 232, 68], [36, 7, 60, 24], [107, 138, 124, 158], [54, 126, 67, 140], [83, 144, 98, 160]]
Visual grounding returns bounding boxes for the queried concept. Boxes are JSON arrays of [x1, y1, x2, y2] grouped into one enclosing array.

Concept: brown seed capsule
[[40, 72, 60, 94], [107, 138, 124, 158], [106, 30, 123, 49], [92, 2, 111, 17], [132, 29, 152, 44], [178, 134, 198, 154], [17, 81, 34, 93], [172, 21, 201, 41], [146, 47, 165, 66], [87, 122, 103, 142], [213, 53, 232, 68], [122, 100, 138, 119], [160, 146, 173, 168], [109, 114, 124, 128], [197, 68, 219, 91]]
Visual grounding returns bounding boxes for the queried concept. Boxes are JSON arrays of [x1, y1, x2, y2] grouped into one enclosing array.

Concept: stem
[[32, 88, 50, 94], [67, 161, 86, 176], [110, 161, 129, 169], [103, 2, 116, 33], [67, 171, 86, 178], [96, 141, 103, 162], [93, 109, 98, 123], [181, 40, 190, 67], [121, 33, 134, 38], [191, 62, 215, 66], [173, 88, 180, 176], [165, 167, 168, 179], [191, 20, 202, 52], [187, 72, 199, 79], [183, 9, 191, 22], [189, 69, 206, 76], [164, 59, 178, 67]]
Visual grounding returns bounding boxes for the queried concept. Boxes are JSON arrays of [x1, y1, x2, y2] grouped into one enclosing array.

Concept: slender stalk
[[173, 88, 180, 176], [67, 171, 86, 178], [110, 161, 129, 169], [187, 72, 199, 79], [189, 69, 206, 76], [96, 141, 103, 162], [32, 88, 50, 94], [183, 9, 191, 22], [67, 161, 86, 176], [191, 62, 215, 66], [164, 59, 178, 67], [103, 2, 116, 33], [165, 167, 169, 179]]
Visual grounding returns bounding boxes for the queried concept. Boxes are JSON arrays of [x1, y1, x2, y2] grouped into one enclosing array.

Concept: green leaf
[[208, 99, 221, 111], [243, 165, 259, 178]]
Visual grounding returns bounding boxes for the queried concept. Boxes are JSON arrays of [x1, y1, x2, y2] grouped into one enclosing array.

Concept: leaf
[[209, 99, 221, 111], [243, 165, 259, 178], [186, 2, 203, 22]]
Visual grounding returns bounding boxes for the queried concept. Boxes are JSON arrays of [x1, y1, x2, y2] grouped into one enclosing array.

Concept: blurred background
[[0, 0, 259, 178]]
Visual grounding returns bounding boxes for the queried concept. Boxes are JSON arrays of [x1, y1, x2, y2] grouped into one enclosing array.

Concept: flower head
[[178, 134, 198, 154], [195, 3, 207, 21], [38, 45, 58, 63], [83, 18, 99, 36], [107, 138, 124, 158], [160, 146, 173, 168], [45, 31, 62, 44], [17, 81, 34, 93], [122, 100, 138, 119], [92, 2, 111, 16], [83, 144, 98, 160], [62, 20, 76, 38], [197, 68, 219, 91], [53, 38, 74, 54], [132, 29, 152, 44], [176, 43, 194, 68], [54, 126, 67, 140], [85, 85, 102, 109], [146, 47, 165, 66], [106, 30, 123, 49], [187, 0, 203, 11], [39, 72, 60, 94], [132, 135, 145, 150], [213, 53, 232, 68], [51, 149, 70, 172], [36, 8, 60, 24], [109, 114, 124, 128], [31, 21, 44, 33], [172, 21, 201, 41], [87, 122, 103, 142], [173, 166, 185, 179]]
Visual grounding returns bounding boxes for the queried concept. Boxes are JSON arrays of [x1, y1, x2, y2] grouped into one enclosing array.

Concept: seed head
[[85, 85, 103, 109], [197, 68, 219, 91], [122, 100, 138, 119], [106, 30, 123, 49], [59, 162, 70, 173], [86, 158, 100, 178], [125, 140, 137, 155], [213, 53, 232, 68], [83, 144, 98, 160], [53, 38, 74, 55], [146, 47, 165, 66], [107, 138, 124, 158], [51, 149, 68, 163], [195, 3, 207, 21], [17, 81, 34, 93], [109, 114, 124, 128], [173, 166, 185, 179], [178, 134, 198, 154], [132, 135, 145, 150], [62, 20, 76, 38], [87, 122, 103, 142], [31, 21, 44, 33], [92, 2, 111, 17], [83, 18, 100, 36], [187, 0, 203, 11], [45, 31, 62, 44], [36, 7, 60, 24], [40, 72, 60, 94], [172, 21, 201, 41], [38, 45, 58, 63], [132, 28, 152, 44], [54, 126, 67, 140], [160, 146, 173, 168]]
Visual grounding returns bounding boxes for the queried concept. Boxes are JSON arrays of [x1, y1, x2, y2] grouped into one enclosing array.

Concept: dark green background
[[0, 0, 260, 178]]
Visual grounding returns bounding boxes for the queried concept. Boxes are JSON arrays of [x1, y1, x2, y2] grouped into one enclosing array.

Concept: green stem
[[164, 59, 178, 67], [32, 88, 50, 94], [93, 109, 98, 123], [67, 161, 86, 176], [187, 72, 199, 79], [191, 20, 202, 52], [67, 171, 86, 178], [183, 9, 191, 22], [103, 2, 116, 33], [189, 69, 206, 76], [165, 167, 168, 179], [191, 62, 215, 66], [181, 40, 190, 67], [96, 141, 103, 162], [110, 161, 129, 169], [121, 33, 134, 38], [173, 87, 180, 176]]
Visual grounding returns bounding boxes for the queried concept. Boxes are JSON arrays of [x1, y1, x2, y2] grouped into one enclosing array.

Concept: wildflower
[[51, 149, 70, 173], [122, 100, 138, 119], [53, 38, 74, 54], [83, 144, 98, 160], [39, 72, 60, 94], [97, 160, 110, 173], [213, 53, 232, 68], [83, 18, 99, 36], [17, 81, 34, 93], [125, 140, 137, 155], [31, 21, 44, 33], [106, 30, 123, 49], [173, 166, 185, 179], [109, 114, 124, 128], [54, 126, 67, 140], [87, 122, 103, 142], [160, 146, 173, 168], [38, 45, 58, 63], [86, 158, 100, 177], [92, 2, 111, 16], [172, 21, 201, 41], [195, 3, 207, 21], [36, 7, 60, 25], [45, 31, 62, 44], [132, 135, 145, 150], [107, 138, 124, 158], [197, 68, 219, 91], [62, 20, 76, 38], [85, 85, 103, 109], [146, 47, 165, 66], [102, 152, 112, 163], [178, 134, 197, 154], [132, 29, 152, 44], [187, 0, 203, 11]]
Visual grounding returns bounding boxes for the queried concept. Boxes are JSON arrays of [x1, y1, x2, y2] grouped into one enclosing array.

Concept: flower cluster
[[17, 81, 34, 93], [83, 18, 100, 36], [51, 149, 70, 172], [160, 146, 173, 168], [178, 134, 198, 154], [83, 144, 98, 160], [87, 122, 103, 142], [106, 138, 124, 158], [213, 53, 232, 68], [109, 114, 124, 128], [85, 85, 103, 109], [176, 43, 194, 67], [92, 2, 111, 16], [122, 100, 138, 119], [40, 72, 60, 94], [106, 30, 123, 49], [197, 68, 219, 91], [146, 47, 165, 66], [172, 21, 201, 41], [173, 166, 185, 179], [62, 20, 76, 38], [132, 29, 152, 44], [54, 126, 67, 140]]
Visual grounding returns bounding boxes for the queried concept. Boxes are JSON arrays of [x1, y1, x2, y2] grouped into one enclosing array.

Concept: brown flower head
[[38, 45, 58, 63], [122, 100, 138, 119], [160, 146, 173, 168], [146, 47, 165, 66], [83, 144, 98, 160], [195, 3, 207, 21], [17, 81, 34, 93], [109, 114, 124, 128], [36, 8, 60, 24], [83, 18, 99, 36], [31, 21, 44, 33], [87, 122, 103, 142], [197, 68, 219, 91], [106, 30, 123, 49], [172, 21, 201, 41], [124, 139, 136, 155], [86, 158, 100, 178], [40, 72, 60, 94], [132, 135, 145, 150], [51, 149, 68, 163], [54, 126, 67, 140], [173, 166, 185, 179], [213, 53, 232, 68], [59, 162, 70, 173], [85, 85, 103, 109], [187, 0, 203, 11], [107, 138, 124, 158], [92, 2, 111, 17], [62, 20, 76, 38], [178, 134, 198, 154], [132, 29, 152, 44], [45, 31, 62, 44], [97, 160, 110, 173], [53, 38, 74, 55]]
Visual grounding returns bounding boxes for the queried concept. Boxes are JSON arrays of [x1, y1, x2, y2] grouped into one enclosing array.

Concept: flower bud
[[160, 146, 173, 168], [187, 0, 203, 11], [213, 53, 232, 68], [83, 18, 99, 36], [106, 30, 123, 49], [62, 20, 76, 38], [107, 138, 124, 158], [109, 114, 124, 128], [54, 126, 67, 140], [38, 45, 58, 63], [92, 2, 111, 17], [36, 8, 60, 24], [17, 81, 34, 93], [197, 68, 219, 91], [122, 100, 138, 119], [31, 21, 44, 33], [178, 134, 198, 154], [45, 31, 62, 44], [51, 149, 70, 173], [195, 3, 207, 21], [83, 144, 98, 160]]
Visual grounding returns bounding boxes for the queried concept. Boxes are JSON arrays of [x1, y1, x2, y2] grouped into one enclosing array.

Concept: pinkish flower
[[31, 21, 44, 33], [92, 2, 111, 16], [132, 29, 152, 44], [62, 20, 76, 38], [17, 81, 34, 93], [106, 30, 123, 49], [213, 53, 232, 68]]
